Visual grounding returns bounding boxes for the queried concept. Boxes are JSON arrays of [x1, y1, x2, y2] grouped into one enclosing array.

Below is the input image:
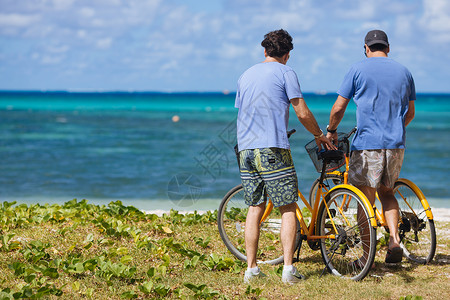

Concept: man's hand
[[316, 135, 337, 151], [326, 132, 339, 146]]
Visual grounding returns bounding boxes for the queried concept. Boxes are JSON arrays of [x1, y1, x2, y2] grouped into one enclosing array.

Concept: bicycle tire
[[394, 180, 436, 264], [217, 184, 300, 265], [317, 188, 377, 281], [309, 173, 343, 207]]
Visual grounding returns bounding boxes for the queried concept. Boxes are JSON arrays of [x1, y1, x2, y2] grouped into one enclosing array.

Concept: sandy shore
[[145, 207, 450, 222], [431, 208, 450, 222]]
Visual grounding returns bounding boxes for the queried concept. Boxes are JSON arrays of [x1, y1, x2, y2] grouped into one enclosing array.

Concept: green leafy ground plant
[[0, 199, 449, 299]]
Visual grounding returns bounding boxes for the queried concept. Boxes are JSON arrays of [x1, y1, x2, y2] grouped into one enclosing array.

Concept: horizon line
[[1, 89, 450, 95]]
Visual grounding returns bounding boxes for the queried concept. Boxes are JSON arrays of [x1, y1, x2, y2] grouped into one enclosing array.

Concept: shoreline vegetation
[[1, 199, 449, 299]]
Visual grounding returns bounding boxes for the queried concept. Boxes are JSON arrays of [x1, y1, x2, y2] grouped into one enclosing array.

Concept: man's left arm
[[405, 100, 415, 127], [405, 72, 416, 127]]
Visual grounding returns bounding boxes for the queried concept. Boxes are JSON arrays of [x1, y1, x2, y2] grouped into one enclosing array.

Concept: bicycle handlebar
[[287, 129, 296, 138], [343, 127, 357, 140]]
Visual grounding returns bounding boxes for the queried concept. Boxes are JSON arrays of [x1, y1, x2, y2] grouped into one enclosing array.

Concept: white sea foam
[[144, 207, 450, 222], [431, 208, 450, 222]]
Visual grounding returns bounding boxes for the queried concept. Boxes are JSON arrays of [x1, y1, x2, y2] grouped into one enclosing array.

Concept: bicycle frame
[[320, 129, 433, 227], [324, 151, 393, 228], [373, 178, 434, 228], [260, 188, 335, 241], [259, 177, 377, 243]]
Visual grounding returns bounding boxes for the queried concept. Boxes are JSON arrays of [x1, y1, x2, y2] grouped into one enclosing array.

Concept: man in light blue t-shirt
[[326, 30, 416, 265], [236, 29, 334, 284]]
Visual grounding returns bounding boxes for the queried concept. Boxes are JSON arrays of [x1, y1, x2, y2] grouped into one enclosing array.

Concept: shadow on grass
[[253, 244, 448, 281], [430, 253, 450, 265], [298, 247, 448, 281], [368, 252, 449, 283]]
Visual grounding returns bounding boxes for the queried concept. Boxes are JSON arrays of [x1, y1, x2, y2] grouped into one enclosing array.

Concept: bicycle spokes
[[394, 181, 436, 264], [318, 188, 376, 281]]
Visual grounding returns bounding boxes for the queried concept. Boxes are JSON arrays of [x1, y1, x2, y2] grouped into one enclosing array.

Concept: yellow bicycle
[[218, 130, 378, 281], [307, 128, 436, 264]]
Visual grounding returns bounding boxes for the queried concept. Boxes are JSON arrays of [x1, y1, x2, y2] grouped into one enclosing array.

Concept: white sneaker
[[244, 269, 267, 283], [282, 266, 305, 284]]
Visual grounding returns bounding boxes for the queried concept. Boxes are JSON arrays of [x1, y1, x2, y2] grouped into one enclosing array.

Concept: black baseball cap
[[364, 30, 389, 47]]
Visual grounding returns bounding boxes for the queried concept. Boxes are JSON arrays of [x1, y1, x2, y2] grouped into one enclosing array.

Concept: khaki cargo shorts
[[348, 149, 405, 189]]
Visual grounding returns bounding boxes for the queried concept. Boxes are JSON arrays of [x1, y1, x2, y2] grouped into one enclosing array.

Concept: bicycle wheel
[[394, 180, 436, 264], [317, 188, 377, 281], [218, 184, 300, 265], [309, 173, 343, 207]]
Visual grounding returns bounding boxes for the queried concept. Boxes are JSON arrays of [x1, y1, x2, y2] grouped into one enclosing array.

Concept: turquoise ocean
[[0, 91, 449, 212]]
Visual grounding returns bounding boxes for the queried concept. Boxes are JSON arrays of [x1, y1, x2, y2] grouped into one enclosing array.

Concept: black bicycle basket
[[305, 132, 350, 173]]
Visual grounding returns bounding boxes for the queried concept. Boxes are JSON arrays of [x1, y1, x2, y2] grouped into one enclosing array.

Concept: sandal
[[385, 247, 403, 263]]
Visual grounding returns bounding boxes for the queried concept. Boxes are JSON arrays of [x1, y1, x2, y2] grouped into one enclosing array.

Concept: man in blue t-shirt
[[326, 30, 416, 265], [236, 29, 335, 284]]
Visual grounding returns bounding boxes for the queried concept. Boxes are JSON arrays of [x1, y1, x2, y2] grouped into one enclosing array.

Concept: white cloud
[[0, 0, 448, 92], [420, 0, 450, 43], [253, 11, 316, 31], [249, 44, 263, 61], [421, 0, 450, 29], [77, 30, 87, 39], [0, 13, 40, 27], [91, 18, 106, 28], [311, 57, 325, 75], [41, 55, 64, 65], [96, 38, 112, 49], [336, 1, 376, 19], [219, 43, 246, 60], [79, 7, 96, 18], [47, 45, 70, 54], [161, 60, 178, 71], [51, 0, 75, 11], [395, 15, 414, 38]]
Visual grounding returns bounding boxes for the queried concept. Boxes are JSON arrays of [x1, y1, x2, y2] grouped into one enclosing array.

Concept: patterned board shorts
[[239, 147, 298, 207], [348, 149, 405, 189]]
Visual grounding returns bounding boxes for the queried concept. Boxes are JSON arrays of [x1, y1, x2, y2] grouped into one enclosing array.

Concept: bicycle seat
[[318, 150, 344, 162]]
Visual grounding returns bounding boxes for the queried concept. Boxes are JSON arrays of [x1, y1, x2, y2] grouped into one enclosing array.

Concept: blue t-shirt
[[235, 62, 303, 151], [338, 57, 416, 150]]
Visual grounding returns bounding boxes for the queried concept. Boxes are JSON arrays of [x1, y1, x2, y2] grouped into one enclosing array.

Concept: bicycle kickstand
[[293, 234, 305, 263]]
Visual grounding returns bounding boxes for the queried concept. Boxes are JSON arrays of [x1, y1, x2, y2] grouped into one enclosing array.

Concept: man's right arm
[[326, 95, 350, 142], [291, 97, 335, 150]]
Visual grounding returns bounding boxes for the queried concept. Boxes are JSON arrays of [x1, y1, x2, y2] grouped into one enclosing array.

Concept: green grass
[[0, 199, 449, 299]]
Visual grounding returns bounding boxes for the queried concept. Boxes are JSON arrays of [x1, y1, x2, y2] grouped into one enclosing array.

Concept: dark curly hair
[[261, 29, 293, 57]]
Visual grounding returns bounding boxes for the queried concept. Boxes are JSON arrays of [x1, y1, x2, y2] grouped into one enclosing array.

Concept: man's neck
[[263, 56, 283, 63], [368, 51, 388, 58], [264, 54, 289, 65]]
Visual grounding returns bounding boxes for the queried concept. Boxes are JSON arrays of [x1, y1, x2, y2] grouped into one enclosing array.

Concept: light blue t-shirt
[[235, 62, 303, 151], [338, 57, 416, 150]]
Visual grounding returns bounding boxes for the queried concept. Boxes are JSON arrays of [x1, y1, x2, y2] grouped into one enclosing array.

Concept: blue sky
[[0, 0, 449, 93]]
